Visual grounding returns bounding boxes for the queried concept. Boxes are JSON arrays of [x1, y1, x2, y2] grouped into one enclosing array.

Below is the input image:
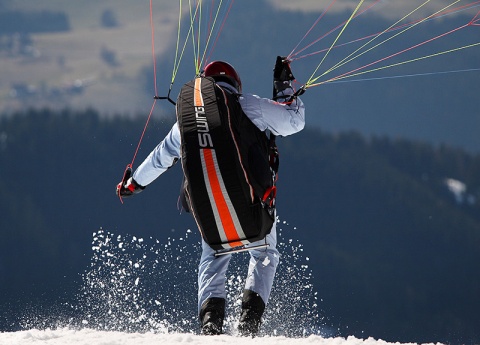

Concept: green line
[[171, 0, 184, 83], [309, 41, 480, 87], [199, 0, 224, 69], [323, 0, 441, 77], [172, 0, 197, 84], [325, 68, 480, 84], [307, 0, 366, 86]]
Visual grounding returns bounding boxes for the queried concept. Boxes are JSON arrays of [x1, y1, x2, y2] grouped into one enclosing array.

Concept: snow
[[0, 222, 445, 345], [0, 328, 440, 345], [444, 177, 476, 205], [444, 178, 467, 203]]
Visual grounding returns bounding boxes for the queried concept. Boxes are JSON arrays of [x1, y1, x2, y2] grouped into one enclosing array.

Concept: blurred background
[[1, 0, 479, 343]]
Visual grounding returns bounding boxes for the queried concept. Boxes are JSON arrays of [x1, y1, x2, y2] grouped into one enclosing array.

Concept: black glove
[[116, 167, 145, 198], [273, 56, 295, 94]]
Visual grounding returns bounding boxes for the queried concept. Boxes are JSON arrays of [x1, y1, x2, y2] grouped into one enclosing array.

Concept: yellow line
[[309, 41, 480, 87], [306, 0, 366, 86]]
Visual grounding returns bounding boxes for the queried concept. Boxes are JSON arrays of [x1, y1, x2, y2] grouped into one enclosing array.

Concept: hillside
[[0, 0, 178, 114], [1, 109, 479, 344], [1, 1, 479, 151]]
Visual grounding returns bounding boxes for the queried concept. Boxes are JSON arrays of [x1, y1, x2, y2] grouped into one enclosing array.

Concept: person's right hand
[[116, 167, 145, 198]]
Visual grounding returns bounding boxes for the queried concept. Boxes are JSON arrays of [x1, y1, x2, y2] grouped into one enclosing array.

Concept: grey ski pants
[[197, 220, 280, 314]]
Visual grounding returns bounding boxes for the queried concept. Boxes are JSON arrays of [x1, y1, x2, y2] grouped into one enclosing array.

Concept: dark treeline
[[0, 108, 479, 344]]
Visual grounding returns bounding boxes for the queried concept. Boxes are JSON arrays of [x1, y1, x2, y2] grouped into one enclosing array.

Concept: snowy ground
[[0, 224, 445, 345], [0, 328, 442, 345]]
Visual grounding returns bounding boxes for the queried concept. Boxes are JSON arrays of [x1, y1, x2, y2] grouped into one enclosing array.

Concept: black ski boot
[[238, 289, 265, 337], [199, 297, 225, 335]]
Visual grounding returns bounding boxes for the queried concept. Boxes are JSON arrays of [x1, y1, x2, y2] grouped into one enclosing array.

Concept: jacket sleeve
[[239, 89, 305, 137], [132, 122, 181, 186]]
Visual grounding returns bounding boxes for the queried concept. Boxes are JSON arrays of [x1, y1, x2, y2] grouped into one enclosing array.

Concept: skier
[[117, 58, 305, 336]]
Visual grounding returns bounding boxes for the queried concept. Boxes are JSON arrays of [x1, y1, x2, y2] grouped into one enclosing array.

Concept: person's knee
[[251, 247, 280, 268]]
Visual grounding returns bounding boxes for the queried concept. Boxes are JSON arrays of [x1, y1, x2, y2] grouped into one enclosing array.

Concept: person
[[117, 58, 305, 336]]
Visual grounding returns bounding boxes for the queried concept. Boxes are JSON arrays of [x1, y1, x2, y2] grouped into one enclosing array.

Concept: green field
[[1, 1, 180, 115]]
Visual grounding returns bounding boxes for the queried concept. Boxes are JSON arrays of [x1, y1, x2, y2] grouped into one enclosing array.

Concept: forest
[[1, 108, 479, 344]]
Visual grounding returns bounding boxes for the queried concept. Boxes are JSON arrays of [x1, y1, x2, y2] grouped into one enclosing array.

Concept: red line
[[470, 9, 480, 24], [288, 0, 339, 59], [293, 1, 480, 61], [207, 0, 215, 46], [130, 99, 157, 167], [128, 0, 159, 168], [291, 0, 383, 59], [205, 0, 234, 68], [327, 23, 470, 84]]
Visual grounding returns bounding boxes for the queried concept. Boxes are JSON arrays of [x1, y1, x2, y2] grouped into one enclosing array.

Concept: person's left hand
[[273, 56, 295, 93]]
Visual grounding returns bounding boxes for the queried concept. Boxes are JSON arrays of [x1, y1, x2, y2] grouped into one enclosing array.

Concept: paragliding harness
[[176, 76, 279, 253]]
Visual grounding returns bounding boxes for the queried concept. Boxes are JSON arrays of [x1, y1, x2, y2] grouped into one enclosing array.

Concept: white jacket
[[133, 82, 305, 187]]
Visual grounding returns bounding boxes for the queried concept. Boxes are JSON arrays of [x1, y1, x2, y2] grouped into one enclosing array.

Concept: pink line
[[294, 1, 480, 61], [288, 0, 338, 59], [327, 23, 470, 84], [291, 0, 383, 59]]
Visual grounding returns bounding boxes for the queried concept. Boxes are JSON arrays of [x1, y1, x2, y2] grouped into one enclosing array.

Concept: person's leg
[[198, 239, 232, 334], [239, 221, 280, 336]]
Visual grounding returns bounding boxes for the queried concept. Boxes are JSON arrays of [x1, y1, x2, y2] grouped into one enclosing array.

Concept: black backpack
[[176, 77, 277, 251]]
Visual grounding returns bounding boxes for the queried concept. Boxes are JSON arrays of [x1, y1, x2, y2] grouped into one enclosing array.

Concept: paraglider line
[[205, 0, 234, 67], [317, 0, 463, 81], [306, 0, 366, 86], [290, 0, 383, 60], [347, 22, 467, 79], [288, 0, 339, 60], [323, 68, 480, 84], [150, 0, 159, 96], [292, 1, 480, 62], [312, 41, 480, 87]]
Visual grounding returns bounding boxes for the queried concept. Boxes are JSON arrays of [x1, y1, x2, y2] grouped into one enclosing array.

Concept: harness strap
[[214, 243, 270, 257], [262, 186, 277, 208], [266, 132, 279, 210]]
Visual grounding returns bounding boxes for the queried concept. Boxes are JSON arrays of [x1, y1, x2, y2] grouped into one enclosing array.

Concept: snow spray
[[74, 218, 325, 336]]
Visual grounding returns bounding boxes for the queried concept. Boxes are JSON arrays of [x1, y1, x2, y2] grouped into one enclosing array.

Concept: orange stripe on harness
[[202, 148, 243, 247], [194, 78, 203, 107]]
